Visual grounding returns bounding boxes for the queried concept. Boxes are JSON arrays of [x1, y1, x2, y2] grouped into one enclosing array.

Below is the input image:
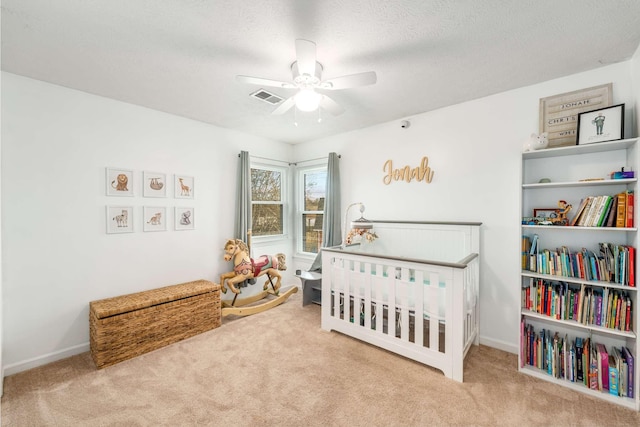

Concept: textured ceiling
[[2, 1, 640, 144]]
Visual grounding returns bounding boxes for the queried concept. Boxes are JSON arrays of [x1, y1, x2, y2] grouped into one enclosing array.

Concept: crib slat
[[387, 269, 396, 337], [428, 272, 440, 352], [374, 264, 384, 333], [363, 262, 372, 329], [399, 268, 410, 341], [414, 270, 424, 347]]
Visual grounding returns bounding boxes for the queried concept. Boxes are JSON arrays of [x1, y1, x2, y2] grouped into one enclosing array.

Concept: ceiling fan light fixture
[[295, 89, 322, 112]]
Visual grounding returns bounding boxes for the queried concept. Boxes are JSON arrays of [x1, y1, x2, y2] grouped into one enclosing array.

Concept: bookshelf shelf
[[519, 366, 638, 410], [520, 137, 639, 411], [522, 225, 637, 231], [523, 178, 637, 190], [521, 310, 636, 339], [521, 271, 639, 291]]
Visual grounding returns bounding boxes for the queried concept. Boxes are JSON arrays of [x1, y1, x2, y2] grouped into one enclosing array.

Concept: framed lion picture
[[106, 167, 134, 197]]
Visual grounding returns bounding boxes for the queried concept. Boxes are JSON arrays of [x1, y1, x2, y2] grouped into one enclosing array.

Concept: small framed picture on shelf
[[106, 167, 134, 197], [533, 208, 560, 219], [576, 104, 624, 145]]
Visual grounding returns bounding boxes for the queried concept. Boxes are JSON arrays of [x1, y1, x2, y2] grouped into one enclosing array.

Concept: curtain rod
[[291, 154, 341, 166], [239, 153, 341, 166]]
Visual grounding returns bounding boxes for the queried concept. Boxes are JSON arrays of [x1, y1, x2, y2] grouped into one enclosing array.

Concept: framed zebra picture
[[106, 206, 134, 234]]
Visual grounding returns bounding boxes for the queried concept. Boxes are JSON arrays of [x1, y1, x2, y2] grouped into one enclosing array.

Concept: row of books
[[522, 278, 633, 331], [521, 236, 635, 287], [570, 191, 634, 228], [521, 321, 635, 398]]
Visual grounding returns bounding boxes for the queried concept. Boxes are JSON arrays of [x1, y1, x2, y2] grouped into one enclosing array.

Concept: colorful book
[[571, 197, 590, 226], [609, 354, 619, 395], [616, 191, 627, 227], [626, 191, 634, 227], [605, 195, 618, 227], [597, 343, 609, 391], [621, 346, 634, 398]]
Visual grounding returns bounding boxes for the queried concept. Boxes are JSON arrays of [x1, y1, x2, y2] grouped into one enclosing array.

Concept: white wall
[[293, 61, 637, 353], [1, 73, 295, 374], [2, 60, 638, 375]]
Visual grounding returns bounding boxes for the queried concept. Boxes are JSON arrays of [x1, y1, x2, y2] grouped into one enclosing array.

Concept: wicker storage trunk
[[90, 279, 221, 369]]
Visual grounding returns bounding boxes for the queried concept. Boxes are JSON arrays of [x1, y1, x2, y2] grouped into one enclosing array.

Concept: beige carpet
[[2, 291, 640, 426]]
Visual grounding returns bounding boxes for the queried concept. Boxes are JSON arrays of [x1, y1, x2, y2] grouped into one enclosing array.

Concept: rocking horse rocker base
[[219, 238, 297, 317]]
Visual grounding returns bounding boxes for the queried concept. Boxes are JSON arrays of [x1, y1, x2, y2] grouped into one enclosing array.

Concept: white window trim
[[250, 159, 290, 244], [295, 162, 327, 258]]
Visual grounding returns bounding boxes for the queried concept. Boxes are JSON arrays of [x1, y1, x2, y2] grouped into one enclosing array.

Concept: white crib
[[321, 221, 481, 382]]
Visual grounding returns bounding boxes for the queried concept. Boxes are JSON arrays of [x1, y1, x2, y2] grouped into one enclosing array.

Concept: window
[[251, 165, 286, 237], [298, 166, 327, 254]]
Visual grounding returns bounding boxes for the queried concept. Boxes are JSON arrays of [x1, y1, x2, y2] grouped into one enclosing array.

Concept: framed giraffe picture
[[174, 174, 194, 199]]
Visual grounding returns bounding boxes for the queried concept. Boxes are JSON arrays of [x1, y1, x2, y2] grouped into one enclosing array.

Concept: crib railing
[[321, 247, 479, 382]]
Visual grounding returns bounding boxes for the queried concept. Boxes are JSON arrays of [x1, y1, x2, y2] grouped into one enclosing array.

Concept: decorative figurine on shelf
[[523, 132, 549, 151], [219, 238, 287, 295], [552, 199, 572, 225]]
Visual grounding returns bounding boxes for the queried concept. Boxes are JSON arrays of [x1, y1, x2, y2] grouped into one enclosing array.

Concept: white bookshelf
[[520, 138, 639, 411]]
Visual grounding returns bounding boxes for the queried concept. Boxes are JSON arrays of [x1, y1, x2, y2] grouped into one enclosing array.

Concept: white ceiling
[[2, 1, 640, 144]]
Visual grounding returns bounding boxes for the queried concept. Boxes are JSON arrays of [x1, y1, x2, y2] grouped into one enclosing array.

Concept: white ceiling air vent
[[250, 89, 283, 105]]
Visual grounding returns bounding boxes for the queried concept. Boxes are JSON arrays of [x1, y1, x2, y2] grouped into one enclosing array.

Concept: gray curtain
[[235, 151, 253, 286], [309, 152, 341, 272], [234, 151, 252, 246]]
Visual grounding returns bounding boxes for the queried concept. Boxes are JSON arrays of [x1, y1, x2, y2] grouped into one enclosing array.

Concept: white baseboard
[[479, 335, 518, 355], [3, 342, 90, 376]]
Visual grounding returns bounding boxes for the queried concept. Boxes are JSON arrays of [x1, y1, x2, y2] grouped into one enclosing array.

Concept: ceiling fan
[[236, 39, 377, 116]]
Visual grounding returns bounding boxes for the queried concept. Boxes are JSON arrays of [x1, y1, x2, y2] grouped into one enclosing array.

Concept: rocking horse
[[218, 238, 297, 316]]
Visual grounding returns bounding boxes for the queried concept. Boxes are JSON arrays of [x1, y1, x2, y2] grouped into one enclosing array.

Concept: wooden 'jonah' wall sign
[[383, 156, 434, 185]]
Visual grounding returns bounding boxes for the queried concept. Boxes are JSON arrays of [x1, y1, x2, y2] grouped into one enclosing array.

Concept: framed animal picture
[[106, 206, 134, 234], [175, 207, 195, 230], [143, 206, 167, 232], [143, 171, 167, 198], [106, 167, 134, 196], [174, 174, 194, 199]]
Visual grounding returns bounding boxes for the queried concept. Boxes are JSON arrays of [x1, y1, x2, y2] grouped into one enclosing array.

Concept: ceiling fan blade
[[236, 75, 295, 89], [321, 71, 377, 90], [320, 95, 345, 116], [295, 39, 317, 76], [271, 96, 296, 115]]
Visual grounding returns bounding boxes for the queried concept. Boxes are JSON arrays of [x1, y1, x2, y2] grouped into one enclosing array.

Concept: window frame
[[296, 163, 327, 257], [250, 160, 289, 243]]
